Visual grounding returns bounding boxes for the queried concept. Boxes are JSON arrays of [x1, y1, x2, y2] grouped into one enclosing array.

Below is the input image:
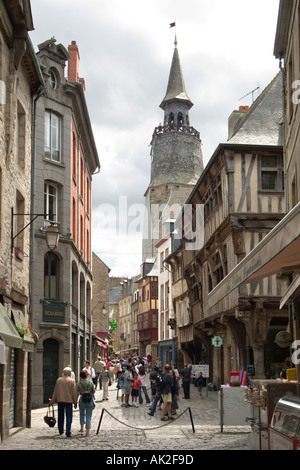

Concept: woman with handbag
[[76, 370, 95, 436]]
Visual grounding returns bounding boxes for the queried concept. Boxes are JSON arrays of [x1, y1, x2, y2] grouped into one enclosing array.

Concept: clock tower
[[142, 37, 203, 260]]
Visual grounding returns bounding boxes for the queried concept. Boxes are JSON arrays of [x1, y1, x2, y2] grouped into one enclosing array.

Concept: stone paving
[[0, 378, 253, 452]]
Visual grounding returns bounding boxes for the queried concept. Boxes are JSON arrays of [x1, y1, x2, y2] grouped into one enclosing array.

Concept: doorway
[[43, 338, 59, 403]]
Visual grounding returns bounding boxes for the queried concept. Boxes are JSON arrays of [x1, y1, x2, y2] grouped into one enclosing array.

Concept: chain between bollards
[[96, 406, 195, 434]]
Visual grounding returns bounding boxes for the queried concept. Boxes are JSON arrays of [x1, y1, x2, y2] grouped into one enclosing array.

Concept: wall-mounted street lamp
[[11, 208, 60, 252], [44, 223, 60, 251]]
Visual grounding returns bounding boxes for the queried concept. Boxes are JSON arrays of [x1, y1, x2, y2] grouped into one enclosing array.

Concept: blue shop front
[[158, 337, 177, 366]]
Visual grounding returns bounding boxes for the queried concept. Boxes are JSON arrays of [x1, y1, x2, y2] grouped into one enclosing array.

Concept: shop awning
[[208, 202, 300, 309], [280, 274, 300, 309], [0, 304, 23, 349], [12, 309, 35, 352]]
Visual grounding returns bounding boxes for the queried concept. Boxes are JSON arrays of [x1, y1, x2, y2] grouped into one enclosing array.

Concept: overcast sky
[[29, 0, 281, 277]]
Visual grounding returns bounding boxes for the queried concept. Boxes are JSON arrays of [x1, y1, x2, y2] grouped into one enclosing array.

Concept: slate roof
[[228, 71, 283, 146], [160, 40, 193, 110]]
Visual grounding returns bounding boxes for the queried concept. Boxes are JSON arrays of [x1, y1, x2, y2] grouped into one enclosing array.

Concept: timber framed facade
[[169, 71, 291, 386]]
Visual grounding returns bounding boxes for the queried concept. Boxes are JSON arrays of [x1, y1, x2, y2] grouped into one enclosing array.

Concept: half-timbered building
[[172, 72, 290, 385]]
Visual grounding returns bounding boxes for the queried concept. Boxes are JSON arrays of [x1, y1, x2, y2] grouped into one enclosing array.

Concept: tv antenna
[[239, 85, 260, 104]]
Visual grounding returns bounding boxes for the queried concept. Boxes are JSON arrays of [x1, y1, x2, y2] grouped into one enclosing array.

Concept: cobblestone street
[[0, 380, 252, 453]]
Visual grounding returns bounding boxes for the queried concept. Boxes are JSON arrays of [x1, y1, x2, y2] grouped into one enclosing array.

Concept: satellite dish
[[275, 331, 292, 348]]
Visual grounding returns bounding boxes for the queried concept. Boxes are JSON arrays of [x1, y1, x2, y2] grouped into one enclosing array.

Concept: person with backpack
[[160, 364, 175, 421], [76, 370, 95, 437], [147, 369, 163, 416]]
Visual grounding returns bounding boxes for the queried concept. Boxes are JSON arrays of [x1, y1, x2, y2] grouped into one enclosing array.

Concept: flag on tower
[[169, 22, 176, 28]]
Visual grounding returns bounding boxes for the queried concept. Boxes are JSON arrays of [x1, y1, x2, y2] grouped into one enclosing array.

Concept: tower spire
[[160, 38, 193, 111]]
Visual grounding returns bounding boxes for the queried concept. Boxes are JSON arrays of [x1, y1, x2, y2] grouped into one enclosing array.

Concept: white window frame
[[44, 110, 61, 162], [44, 182, 58, 222]]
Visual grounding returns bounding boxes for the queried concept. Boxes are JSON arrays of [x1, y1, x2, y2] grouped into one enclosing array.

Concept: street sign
[[192, 364, 209, 378], [110, 319, 117, 330], [211, 335, 223, 348]]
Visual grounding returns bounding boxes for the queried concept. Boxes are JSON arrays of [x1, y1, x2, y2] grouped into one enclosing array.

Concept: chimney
[[68, 40, 80, 82], [228, 105, 249, 140]]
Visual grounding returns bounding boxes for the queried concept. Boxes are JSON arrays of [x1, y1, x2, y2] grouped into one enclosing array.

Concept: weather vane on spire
[[169, 20, 177, 46]]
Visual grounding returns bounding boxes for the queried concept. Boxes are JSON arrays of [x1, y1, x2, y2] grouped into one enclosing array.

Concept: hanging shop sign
[[211, 335, 223, 348], [42, 300, 65, 323]]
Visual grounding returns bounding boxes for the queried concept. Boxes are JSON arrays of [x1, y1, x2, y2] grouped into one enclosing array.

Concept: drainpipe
[[26, 85, 46, 428]]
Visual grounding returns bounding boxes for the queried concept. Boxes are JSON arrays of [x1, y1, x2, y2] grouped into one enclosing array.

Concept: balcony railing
[[151, 123, 200, 143]]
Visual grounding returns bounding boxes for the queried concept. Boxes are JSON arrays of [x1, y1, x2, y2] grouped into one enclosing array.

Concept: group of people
[[49, 358, 114, 438], [49, 355, 207, 436]]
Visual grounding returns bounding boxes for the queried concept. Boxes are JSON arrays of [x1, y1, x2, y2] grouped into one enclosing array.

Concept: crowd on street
[[48, 354, 207, 438]]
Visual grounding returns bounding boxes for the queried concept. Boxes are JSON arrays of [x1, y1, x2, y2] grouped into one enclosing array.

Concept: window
[[44, 252, 59, 299], [165, 281, 169, 310], [160, 285, 164, 311], [44, 183, 58, 222], [203, 188, 214, 219], [15, 191, 25, 251], [72, 132, 77, 179], [49, 68, 58, 90], [17, 101, 25, 168], [260, 155, 284, 191], [45, 111, 61, 162], [152, 310, 158, 328], [178, 112, 184, 125], [212, 252, 224, 285], [151, 282, 158, 299]]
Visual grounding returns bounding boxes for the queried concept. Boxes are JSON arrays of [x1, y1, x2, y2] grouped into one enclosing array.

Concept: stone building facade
[[30, 38, 100, 406], [0, 0, 43, 441], [91, 253, 110, 362]]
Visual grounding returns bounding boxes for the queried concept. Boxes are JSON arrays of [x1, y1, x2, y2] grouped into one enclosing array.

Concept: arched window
[[44, 252, 59, 299], [169, 112, 174, 124], [178, 112, 184, 124]]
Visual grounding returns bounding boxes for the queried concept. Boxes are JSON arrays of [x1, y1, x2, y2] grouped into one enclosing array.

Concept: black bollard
[[96, 408, 105, 435], [188, 407, 195, 433]]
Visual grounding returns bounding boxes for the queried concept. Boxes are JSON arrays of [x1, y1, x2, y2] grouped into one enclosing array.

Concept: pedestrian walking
[[195, 371, 206, 397], [147, 353, 152, 372], [180, 364, 192, 399], [99, 365, 111, 401], [131, 373, 142, 407], [119, 369, 125, 406], [94, 357, 104, 390], [135, 362, 150, 405], [149, 366, 159, 403], [50, 367, 77, 438], [171, 369, 179, 414], [76, 370, 95, 437], [82, 359, 96, 383], [147, 370, 163, 416], [160, 364, 175, 421], [155, 356, 162, 369], [124, 364, 134, 407]]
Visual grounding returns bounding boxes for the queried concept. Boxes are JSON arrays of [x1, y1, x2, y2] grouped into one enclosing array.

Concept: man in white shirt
[[82, 360, 96, 383]]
